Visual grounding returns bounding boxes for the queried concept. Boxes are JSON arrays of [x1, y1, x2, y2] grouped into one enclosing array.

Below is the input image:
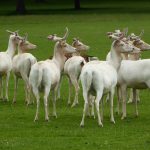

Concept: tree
[[74, 0, 80, 10], [16, 0, 26, 14], [35, 0, 46, 2]]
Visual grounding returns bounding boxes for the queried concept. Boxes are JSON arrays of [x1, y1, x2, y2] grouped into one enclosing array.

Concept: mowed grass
[[0, 12, 150, 150]]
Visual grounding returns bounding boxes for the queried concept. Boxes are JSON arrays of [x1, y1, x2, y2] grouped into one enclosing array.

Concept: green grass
[[0, 5, 150, 150]]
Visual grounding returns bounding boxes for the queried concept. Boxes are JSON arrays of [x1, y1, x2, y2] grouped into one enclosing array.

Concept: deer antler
[[123, 27, 128, 36], [6, 30, 19, 35], [139, 29, 144, 37], [62, 27, 69, 40], [24, 33, 28, 41]]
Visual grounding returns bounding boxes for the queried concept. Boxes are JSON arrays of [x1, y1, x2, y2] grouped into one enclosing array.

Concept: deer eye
[[78, 44, 81, 46]]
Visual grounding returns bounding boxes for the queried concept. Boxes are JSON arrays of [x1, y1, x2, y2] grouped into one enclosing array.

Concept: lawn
[[0, 1, 150, 150]]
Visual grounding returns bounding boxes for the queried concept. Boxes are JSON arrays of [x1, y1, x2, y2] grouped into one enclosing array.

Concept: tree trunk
[[74, 0, 80, 10], [35, 0, 46, 2], [16, 0, 26, 14]]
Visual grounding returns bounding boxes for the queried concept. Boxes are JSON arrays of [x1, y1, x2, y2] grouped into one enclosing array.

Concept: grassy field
[[0, 2, 150, 150]]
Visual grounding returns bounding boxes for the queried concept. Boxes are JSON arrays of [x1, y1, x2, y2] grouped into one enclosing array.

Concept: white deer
[[127, 31, 150, 103], [107, 30, 150, 116], [0, 30, 19, 101], [117, 33, 150, 119], [12, 34, 37, 105], [80, 35, 139, 127], [64, 38, 89, 107], [29, 28, 77, 121], [57, 38, 98, 102]]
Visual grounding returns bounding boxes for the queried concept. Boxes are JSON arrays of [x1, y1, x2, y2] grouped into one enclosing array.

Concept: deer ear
[[77, 37, 80, 41], [73, 38, 77, 41], [118, 33, 124, 40], [52, 34, 57, 36], [15, 36, 20, 41], [6, 30, 13, 34], [47, 35, 54, 40], [14, 30, 19, 36], [108, 34, 119, 40], [127, 35, 131, 40], [114, 40, 120, 47], [14, 35, 23, 42], [19, 39, 24, 45], [59, 40, 64, 45], [107, 32, 113, 35]]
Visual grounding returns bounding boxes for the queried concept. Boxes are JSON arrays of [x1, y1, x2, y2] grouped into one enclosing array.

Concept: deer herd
[[0, 27, 150, 127]]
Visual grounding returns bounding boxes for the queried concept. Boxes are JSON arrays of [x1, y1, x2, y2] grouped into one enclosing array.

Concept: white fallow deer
[[47, 28, 74, 100], [12, 34, 37, 105], [29, 28, 77, 121], [111, 30, 150, 119], [80, 35, 139, 127], [105, 28, 128, 103], [64, 38, 89, 107], [127, 31, 150, 103], [0, 30, 19, 101], [107, 30, 150, 117], [110, 30, 150, 105], [118, 59, 150, 119], [57, 38, 98, 102]]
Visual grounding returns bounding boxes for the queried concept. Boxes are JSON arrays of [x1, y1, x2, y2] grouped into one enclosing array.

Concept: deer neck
[[122, 53, 128, 60], [52, 43, 66, 71], [6, 38, 17, 58], [129, 53, 140, 60], [72, 51, 80, 56], [108, 45, 122, 71], [17, 45, 25, 54]]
